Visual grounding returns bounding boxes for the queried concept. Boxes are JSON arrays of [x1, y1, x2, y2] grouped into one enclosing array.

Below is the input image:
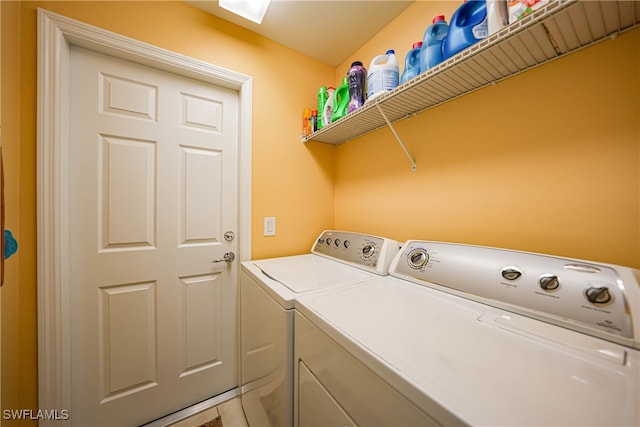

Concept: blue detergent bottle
[[442, 0, 488, 60], [419, 15, 449, 74], [400, 41, 423, 84]]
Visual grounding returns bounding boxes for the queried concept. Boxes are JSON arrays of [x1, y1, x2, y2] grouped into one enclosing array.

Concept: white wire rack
[[302, 0, 640, 169]]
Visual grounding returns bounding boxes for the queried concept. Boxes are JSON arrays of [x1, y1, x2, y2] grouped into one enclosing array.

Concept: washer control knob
[[335, 238, 341, 247], [539, 275, 560, 291], [326, 238, 332, 246], [501, 267, 522, 281], [585, 286, 612, 304], [344, 240, 351, 249], [362, 244, 376, 259], [407, 248, 429, 269]]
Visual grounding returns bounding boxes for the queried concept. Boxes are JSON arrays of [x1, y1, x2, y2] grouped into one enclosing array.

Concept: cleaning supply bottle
[[302, 108, 312, 137], [332, 78, 349, 122], [347, 61, 367, 113], [400, 42, 423, 84], [487, 0, 509, 35], [420, 15, 449, 74], [317, 86, 328, 130], [367, 50, 399, 101], [442, 0, 488, 60], [322, 86, 336, 127]]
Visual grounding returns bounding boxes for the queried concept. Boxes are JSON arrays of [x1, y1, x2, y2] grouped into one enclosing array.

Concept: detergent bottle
[[367, 50, 399, 101], [321, 86, 336, 127], [400, 42, 422, 84], [317, 86, 328, 130], [420, 15, 449, 74], [442, 0, 488, 60], [487, 0, 509, 34], [347, 61, 367, 113], [332, 77, 349, 122]]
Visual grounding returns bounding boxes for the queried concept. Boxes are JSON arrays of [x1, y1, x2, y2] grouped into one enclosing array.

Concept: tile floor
[[170, 397, 248, 427]]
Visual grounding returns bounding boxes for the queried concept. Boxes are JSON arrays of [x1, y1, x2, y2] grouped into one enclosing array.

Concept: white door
[[68, 45, 239, 426]]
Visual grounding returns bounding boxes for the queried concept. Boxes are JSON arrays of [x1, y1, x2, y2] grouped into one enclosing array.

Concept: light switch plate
[[264, 217, 276, 236]]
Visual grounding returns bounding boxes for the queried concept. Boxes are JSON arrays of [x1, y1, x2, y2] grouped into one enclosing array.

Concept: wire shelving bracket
[[376, 104, 416, 172]]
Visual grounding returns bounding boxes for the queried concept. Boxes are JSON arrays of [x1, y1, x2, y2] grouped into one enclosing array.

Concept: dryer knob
[[585, 286, 612, 304], [407, 248, 429, 269], [501, 267, 522, 281], [539, 275, 560, 291], [362, 244, 376, 258]]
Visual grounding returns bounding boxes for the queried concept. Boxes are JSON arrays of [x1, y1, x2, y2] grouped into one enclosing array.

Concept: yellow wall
[[1, 0, 638, 420], [1, 0, 36, 421], [330, 1, 640, 268], [1, 0, 335, 419]]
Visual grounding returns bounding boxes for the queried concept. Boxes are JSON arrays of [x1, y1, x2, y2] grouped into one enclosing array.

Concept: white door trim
[[37, 8, 252, 421]]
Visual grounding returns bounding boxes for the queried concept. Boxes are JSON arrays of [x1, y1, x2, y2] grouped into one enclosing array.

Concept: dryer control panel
[[312, 230, 400, 275], [391, 240, 640, 349]]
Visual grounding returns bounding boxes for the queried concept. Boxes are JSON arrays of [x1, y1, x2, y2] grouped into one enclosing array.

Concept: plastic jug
[[442, 0, 488, 60], [420, 15, 449, 74], [487, 0, 509, 35], [367, 50, 399, 101], [347, 61, 367, 113], [332, 78, 349, 122], [400, 42, 423, 84], [321, 86, 336, 127]]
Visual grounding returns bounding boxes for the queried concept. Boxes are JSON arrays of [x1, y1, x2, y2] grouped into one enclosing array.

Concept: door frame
[[37, 9, 252, 421]]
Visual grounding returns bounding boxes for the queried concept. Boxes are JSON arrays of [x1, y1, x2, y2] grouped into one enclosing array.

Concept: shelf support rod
[[376, 104, 416, 171]]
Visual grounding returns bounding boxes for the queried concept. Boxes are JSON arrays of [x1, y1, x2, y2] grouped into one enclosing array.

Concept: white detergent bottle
[[366, 49, 399, 102], [322, 86, 336, 127]]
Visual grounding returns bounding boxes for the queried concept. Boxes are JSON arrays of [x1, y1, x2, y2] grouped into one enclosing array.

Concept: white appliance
[[295, 240, 640, 426], [240, 230, 400, 427]]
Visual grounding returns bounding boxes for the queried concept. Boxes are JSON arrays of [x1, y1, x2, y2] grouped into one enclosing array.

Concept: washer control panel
[[391, 240, 640, 348], [312, 230, 400, 275]]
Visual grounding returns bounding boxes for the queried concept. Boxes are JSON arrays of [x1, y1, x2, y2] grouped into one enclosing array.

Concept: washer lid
[[253, 254, 375, 293]]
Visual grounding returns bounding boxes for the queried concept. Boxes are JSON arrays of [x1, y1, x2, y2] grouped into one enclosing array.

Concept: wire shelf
[[303, 0, 640, 145]]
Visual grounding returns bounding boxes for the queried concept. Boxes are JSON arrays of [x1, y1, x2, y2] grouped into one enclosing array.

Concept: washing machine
[[240, 230, 400, 427], [295, 240, 640, 426]]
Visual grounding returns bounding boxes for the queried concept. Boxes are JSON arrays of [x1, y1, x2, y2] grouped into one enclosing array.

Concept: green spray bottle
[[331, 77, 349, 122]]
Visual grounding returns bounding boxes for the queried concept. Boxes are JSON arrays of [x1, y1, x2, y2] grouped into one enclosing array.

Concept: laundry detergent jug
[[420, 15, 449, 74], [442, 0, 488, 60], [400, 42, 422, 84], [332, 77, 349, 122], [321, 86, 336, 127]]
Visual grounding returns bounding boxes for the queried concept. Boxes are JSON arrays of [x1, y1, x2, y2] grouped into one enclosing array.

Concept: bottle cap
[[412, 41, 423, 49], [433, 15, 445, 23], [386, 49, 395, 54], [351, 61, 363, 67]]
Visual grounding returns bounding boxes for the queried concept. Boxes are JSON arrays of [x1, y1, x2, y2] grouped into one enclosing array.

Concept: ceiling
[[186, 1, 414, 67]]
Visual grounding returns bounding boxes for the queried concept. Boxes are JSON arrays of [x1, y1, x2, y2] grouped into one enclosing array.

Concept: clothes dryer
[[240, 230, 399, 427], [295, 241, 640, 426]]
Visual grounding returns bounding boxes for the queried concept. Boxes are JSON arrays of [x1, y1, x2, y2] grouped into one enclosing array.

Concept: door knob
[[212, 251, 235, 264]]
